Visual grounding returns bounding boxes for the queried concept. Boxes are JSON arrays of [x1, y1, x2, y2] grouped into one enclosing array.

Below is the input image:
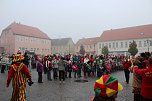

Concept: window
[[109, 43, 111, 48], [139, 41, 142, 47], [150, 40, 152, 46], [83, 46, 85, 49], [116, 42, 118, 48], [17, 37, 19, 41], [129, 42, 132, 45], [102, 43, 104, 48], [121, 42, 123, 48], [28, 37, 30, 41], [99, 43, 101, 49], [144, 41, 147, 47], [105, 43, 108, 47], [23, 37, 25, 41], [90, 45, 92, 49], [26, 37, 28, 41], [21, 37, 23, 41], [125, 42, 128, 48], [113, 42, 115, 48]]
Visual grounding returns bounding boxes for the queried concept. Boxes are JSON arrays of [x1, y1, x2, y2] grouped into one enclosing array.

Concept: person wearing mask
[[6, 54, 33, 101]]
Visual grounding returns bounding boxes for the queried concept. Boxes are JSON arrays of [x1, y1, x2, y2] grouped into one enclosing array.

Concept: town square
[[0, 0, 152, 101]]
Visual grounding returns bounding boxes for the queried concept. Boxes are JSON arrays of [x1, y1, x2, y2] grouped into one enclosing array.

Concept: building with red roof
[[0, 22, 51, 55], [75, 37, 100, 55], [97, 24, 152, 55]]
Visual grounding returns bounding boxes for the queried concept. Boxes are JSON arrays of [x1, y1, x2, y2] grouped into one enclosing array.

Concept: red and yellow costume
[[7, 54, 32, 101]]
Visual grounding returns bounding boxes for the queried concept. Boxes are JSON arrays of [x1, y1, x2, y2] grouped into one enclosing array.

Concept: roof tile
[[76, 37, 100, 46], [100, 24, 152, 41], [5, 22, 50, 39]]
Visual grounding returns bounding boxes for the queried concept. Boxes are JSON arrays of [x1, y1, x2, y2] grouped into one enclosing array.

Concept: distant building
[[97, 24, 152, 55], [75, 37, 100, 55], [0, 22, 51, 55], [51, 38, 75, 55]]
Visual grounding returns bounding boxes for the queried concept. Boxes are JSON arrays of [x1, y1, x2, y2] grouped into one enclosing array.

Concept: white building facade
[[97, 24, 152, 55], [97, 38, 152, 55]]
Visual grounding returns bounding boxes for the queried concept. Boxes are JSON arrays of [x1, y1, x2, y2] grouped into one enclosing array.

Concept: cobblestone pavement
[[0, 69, 133, 101]]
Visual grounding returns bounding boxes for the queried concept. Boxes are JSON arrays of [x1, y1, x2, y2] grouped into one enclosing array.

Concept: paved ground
[[0, 69, 133, 101]]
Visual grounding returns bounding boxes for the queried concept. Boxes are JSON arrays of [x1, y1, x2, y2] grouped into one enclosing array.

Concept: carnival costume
[[7, 54, 33, 101]]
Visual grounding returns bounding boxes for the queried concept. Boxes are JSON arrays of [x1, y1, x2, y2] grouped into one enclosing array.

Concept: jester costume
[[91, 74, 123, 101], [7, 54, 32, 101]]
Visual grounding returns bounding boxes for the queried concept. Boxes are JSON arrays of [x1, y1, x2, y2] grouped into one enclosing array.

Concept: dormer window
[[140, 33, 144, 35]]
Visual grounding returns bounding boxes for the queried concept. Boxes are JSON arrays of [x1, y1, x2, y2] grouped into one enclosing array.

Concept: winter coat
[[134, 64, 152, 99], [37, 61, 43, 72]]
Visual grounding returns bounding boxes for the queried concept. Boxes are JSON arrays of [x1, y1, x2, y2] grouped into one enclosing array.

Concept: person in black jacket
[[23, 52, 30, 68]]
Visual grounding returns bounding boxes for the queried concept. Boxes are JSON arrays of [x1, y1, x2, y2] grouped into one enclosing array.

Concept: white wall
[[97, 38, 152, 55]]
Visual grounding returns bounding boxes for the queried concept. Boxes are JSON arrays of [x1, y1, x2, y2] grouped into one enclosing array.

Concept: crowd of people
[[1, 50, 152, 101], [35, 54, 125, 84]]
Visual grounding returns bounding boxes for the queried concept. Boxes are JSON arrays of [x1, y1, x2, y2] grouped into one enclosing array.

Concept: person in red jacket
[[122, 57, 131, 84], [7, 54, 33, 101], [134, 56, 152, 101]]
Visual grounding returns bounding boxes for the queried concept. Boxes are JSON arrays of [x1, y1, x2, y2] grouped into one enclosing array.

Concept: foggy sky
[[0, 0, 152, 43]]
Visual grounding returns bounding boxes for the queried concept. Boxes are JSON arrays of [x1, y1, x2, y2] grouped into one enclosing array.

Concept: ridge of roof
[[5, 22, 50, 39]]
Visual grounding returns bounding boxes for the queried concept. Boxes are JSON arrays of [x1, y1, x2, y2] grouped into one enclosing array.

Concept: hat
[[13, 54, 24, 62], [17, 49, 22, 54], [94, 74, 123, 97]]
